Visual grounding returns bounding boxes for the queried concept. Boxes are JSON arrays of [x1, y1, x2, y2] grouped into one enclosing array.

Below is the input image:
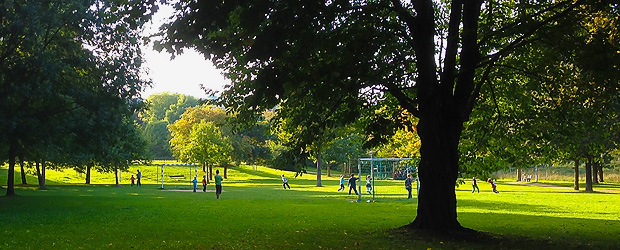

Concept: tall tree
[[158, 0, 615, 232], [0, 0, 154, 196]]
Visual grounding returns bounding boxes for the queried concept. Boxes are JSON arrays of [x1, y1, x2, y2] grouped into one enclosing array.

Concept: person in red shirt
[[202, 176, 207, 192]]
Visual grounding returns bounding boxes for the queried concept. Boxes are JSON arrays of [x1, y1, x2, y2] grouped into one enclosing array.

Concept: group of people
[[471, 176, 500, 193], [338, 173, 416, 199], [131, 169, 500, 200], [190, 170, 224, 199], [130, 170, 142, 187]]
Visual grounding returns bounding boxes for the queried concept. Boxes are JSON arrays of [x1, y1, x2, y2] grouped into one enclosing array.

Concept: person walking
[[215, 170, 223, 199], [405, 174, 413, 199], [365, 175, 373, 194], [348, 174, 359, 195], [136, 170, 142, 187], [472, 176, 480, 193], [130, 175, 135, 187], [281, 174, 291, 189], [202, 176, 207, 192]]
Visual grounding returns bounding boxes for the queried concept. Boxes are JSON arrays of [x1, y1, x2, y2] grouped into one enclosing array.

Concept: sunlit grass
[[1, 165, 619, 249]]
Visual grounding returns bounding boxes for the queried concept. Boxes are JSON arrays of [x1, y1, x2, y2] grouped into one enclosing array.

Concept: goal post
[[357, 157, 417, 201], [160, 163, 199, 189]]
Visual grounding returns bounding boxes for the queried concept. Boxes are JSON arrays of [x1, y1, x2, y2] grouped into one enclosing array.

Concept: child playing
[[130, 175, 135, 187], [338, 174, 345, 191], [281, 174, 291, 189], [366, 175, 372, 194], [191, 176, 198, 192], [202, 176, 207, 192], [487, 178, 499, 193]]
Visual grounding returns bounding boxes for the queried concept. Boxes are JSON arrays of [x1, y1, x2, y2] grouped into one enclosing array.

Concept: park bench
[[168, 175, 185, 180]]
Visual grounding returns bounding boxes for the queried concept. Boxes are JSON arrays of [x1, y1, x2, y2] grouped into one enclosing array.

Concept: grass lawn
[[1, 165, 619, 249]]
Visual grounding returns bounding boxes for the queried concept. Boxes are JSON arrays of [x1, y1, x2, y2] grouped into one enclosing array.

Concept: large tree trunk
[[585, 156, 593, 191], [224, 165, 228, 179], [406, 109, 463, 231], [573, 159, 579, 190], [516, 168, 522, 181], [5, 141, 17, 196]]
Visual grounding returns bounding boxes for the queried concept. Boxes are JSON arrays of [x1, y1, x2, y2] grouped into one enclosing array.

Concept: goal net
[[159, 164, 200, 189], [356, 157, 418, 202]]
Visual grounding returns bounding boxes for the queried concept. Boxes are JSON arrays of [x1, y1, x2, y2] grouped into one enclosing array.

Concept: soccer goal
[[159, 163, 199, 189], [357, 157, 418, 202]]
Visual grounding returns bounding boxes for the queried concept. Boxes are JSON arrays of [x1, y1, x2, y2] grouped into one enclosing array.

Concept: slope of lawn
[[1, 165, 619, 249]]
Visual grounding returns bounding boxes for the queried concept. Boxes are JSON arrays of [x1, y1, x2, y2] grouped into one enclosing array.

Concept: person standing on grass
[[192, 176, 198, 192], [405, 174, 413, 199], [338, 174, 345, 191], [202, 176, 207, 192], [215, 169, 223, 199], [136, 170, 142, 187], [281, 174, 291, 189], [472, 176, 480, 193], [488, 178, 499, 193], [348, 174, 359, 195], [130, 175, 135, 187], [366, 175, 372, 194]]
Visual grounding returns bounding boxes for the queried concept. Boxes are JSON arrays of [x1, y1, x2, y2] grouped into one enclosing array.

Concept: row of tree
[[138, 92, 422, 185], [1, 0, 157, 195]]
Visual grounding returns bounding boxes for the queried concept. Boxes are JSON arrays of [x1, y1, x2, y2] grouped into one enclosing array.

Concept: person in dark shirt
[[405, 174, 413, 199], [348, 174, 359, 195]]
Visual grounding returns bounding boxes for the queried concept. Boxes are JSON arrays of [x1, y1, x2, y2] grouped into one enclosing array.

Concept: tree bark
[[516, 168, 522, 182], [316, 152, 323, 187], [327, 163, 331, 177], [5, 141, 17, 196], [114, 166, 120, 187], [207, 162, 211, 184], [41, 161, 47, 189], [209, 165, 213, 180], [19, 157, 27, 185], [35, 160, 47, 190], [406, 108, 463, 231], [573, 159, 579, 190], [86, 164, 91, 184], [585, 155, 593, 191], [592, 161, 599, 184], [224, 165, 228, 179], [597, 164, 604, 182]]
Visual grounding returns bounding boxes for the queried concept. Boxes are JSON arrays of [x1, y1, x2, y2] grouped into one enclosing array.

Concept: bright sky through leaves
[[140, 4, 227, 99]]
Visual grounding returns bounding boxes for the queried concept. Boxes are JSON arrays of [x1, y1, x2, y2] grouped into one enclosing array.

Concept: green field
[[1, 165, 619, 249]]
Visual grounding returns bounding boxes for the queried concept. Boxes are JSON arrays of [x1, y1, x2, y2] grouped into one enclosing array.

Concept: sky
[[140, 4, 228, 99]]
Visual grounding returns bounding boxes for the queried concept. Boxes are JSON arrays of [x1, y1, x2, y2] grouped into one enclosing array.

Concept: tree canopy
[[0, 0, 155, 195], [159, 0, 618, 232]]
